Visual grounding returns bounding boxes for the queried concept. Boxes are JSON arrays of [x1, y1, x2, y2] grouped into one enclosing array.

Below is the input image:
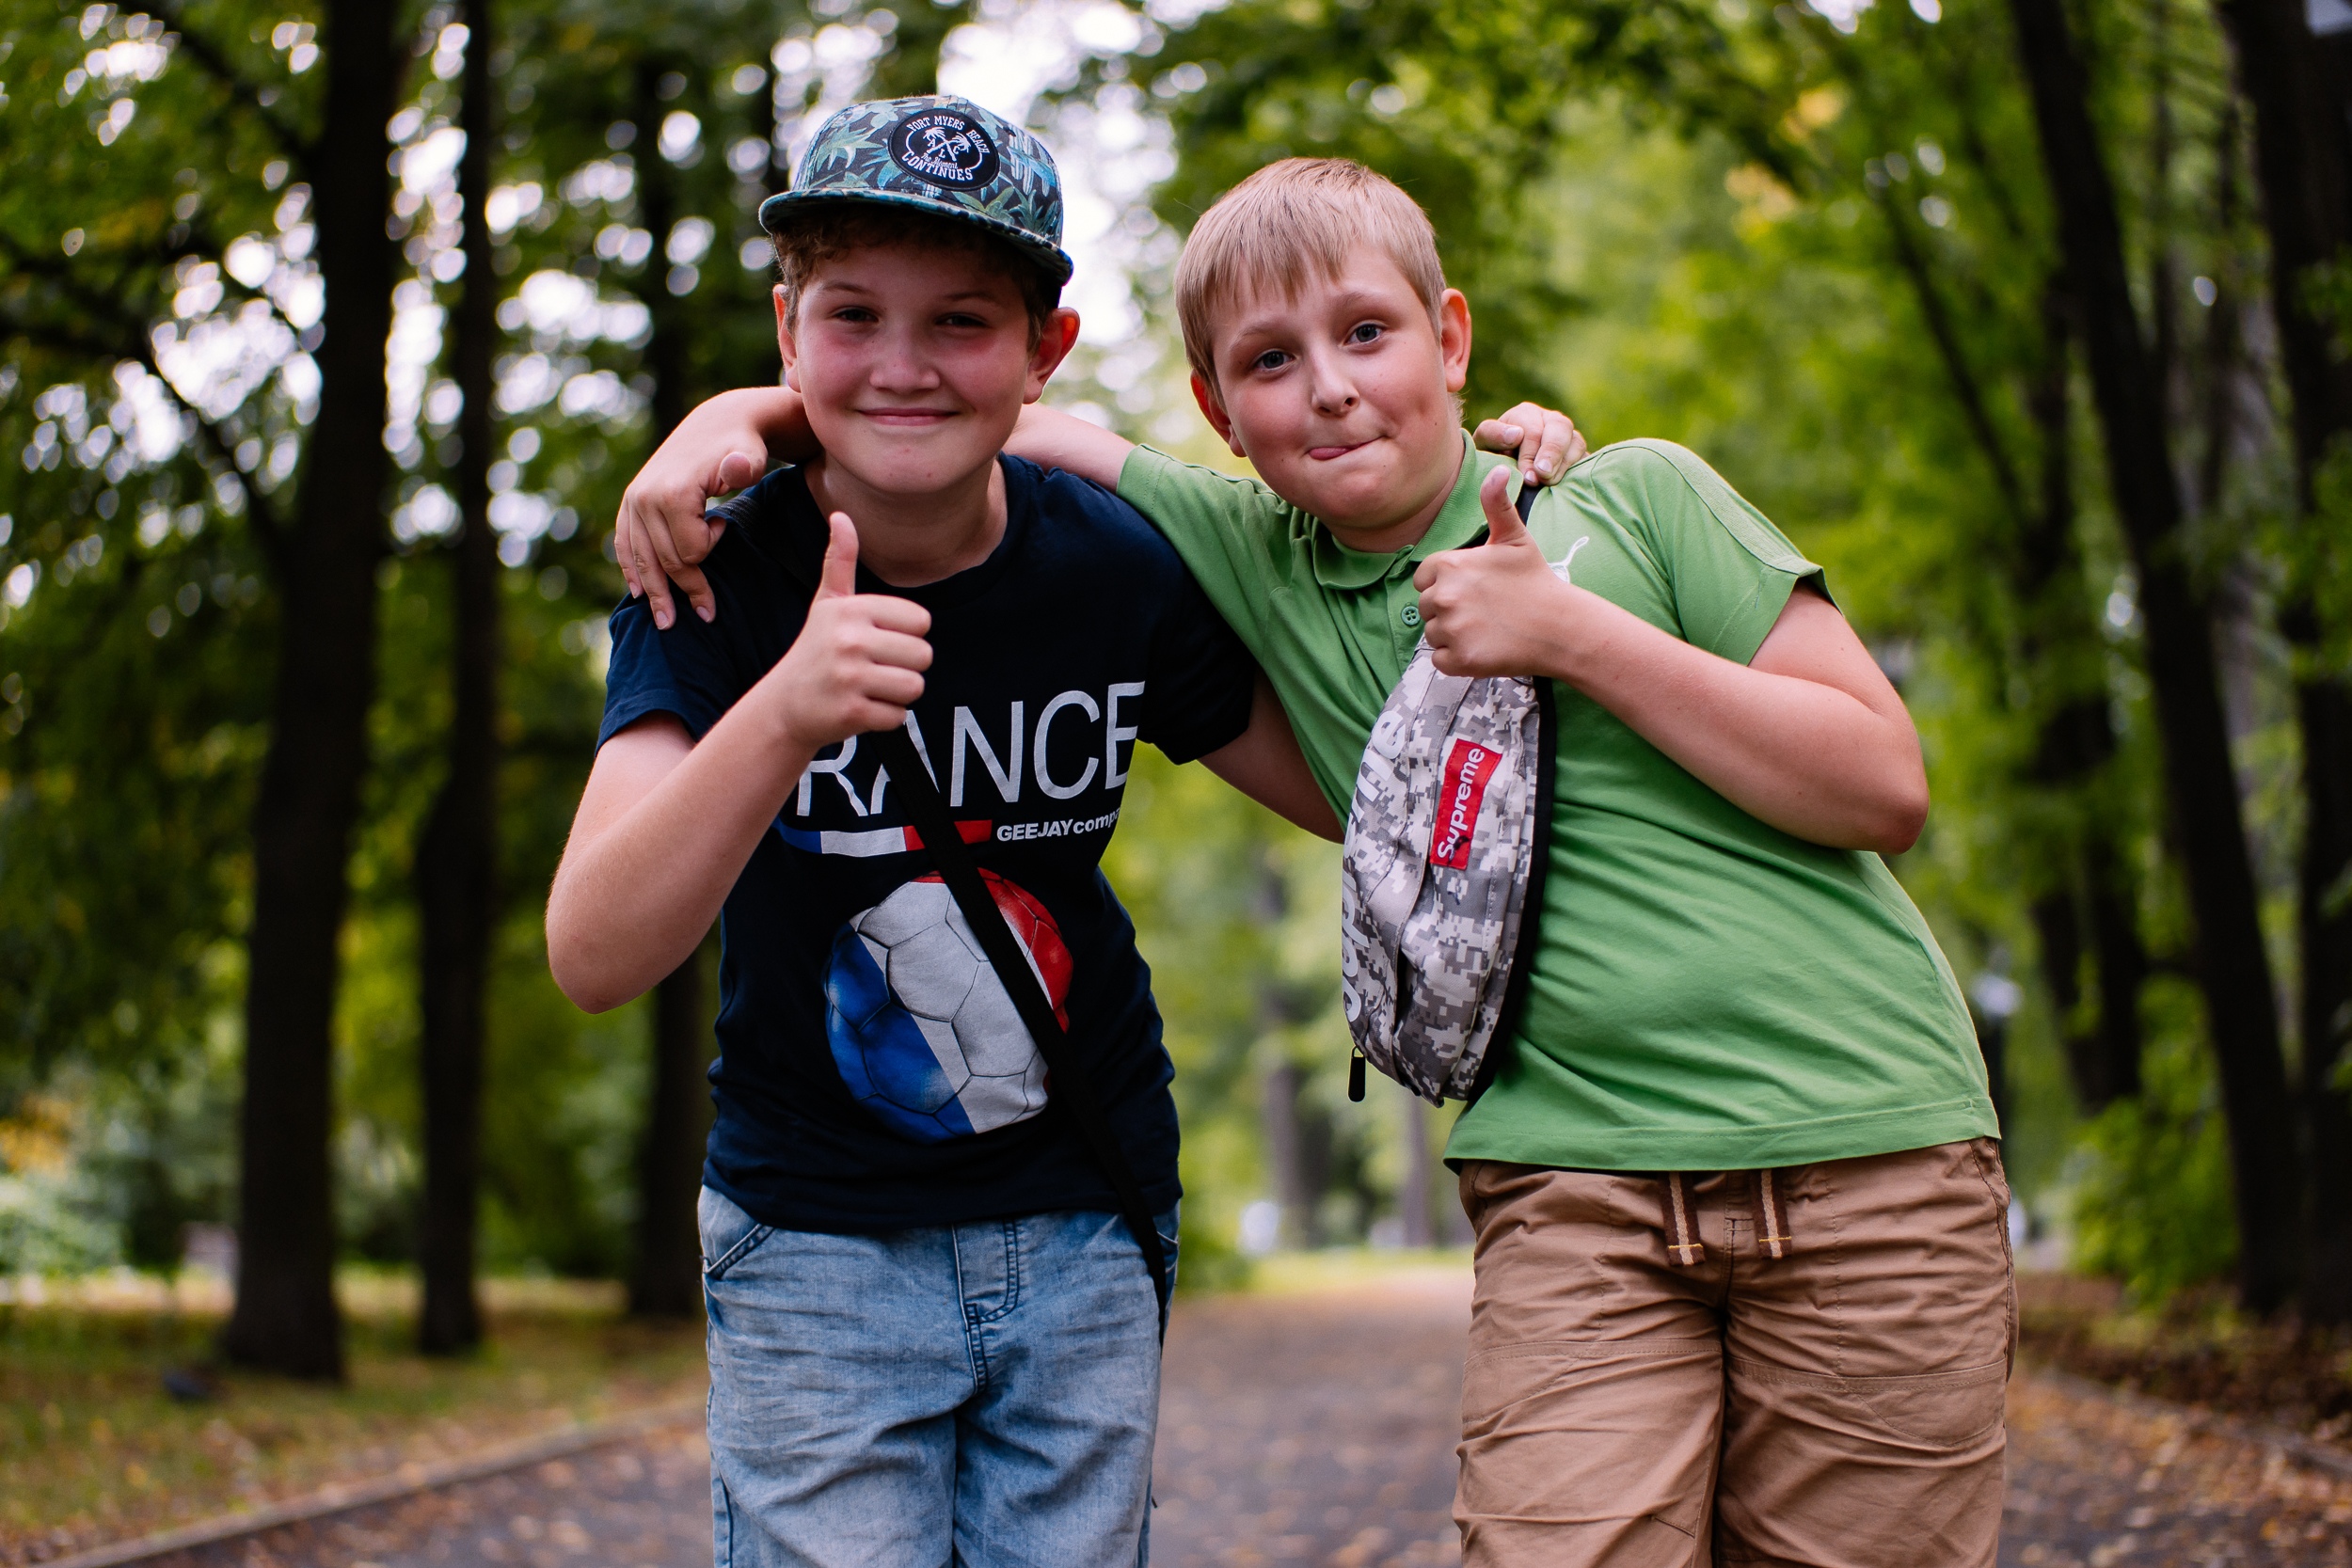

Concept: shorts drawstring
[[1754, 1167, 1793, 1260], [1659, 1169, 1795, 1265], [1662, 1171, 1706, 1266]]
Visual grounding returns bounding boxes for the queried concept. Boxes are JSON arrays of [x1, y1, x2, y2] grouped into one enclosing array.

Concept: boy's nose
[[871, 338, 941, 389]]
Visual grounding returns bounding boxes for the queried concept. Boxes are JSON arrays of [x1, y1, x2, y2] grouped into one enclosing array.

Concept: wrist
[[1535, 581, 1645, 689], [743, 664, 831, 761], [739, 386, 814, 462]]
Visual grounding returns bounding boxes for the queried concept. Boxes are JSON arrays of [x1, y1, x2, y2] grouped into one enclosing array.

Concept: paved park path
[[134, 1271, 2351, 1568]]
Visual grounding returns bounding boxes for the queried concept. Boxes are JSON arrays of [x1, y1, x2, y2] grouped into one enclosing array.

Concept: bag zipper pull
[[1348, 1049, 1367, 1102]]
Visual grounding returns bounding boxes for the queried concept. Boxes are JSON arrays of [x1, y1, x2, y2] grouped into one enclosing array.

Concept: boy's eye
[[1250, 349, 1292, 373], [1347, 322, 1384, 345]]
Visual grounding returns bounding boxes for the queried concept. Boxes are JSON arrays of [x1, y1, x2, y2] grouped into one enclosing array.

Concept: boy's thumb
[[817, 511, 859, 599], [1480, 466, 1529, 546], [714, 450, 764, 495]]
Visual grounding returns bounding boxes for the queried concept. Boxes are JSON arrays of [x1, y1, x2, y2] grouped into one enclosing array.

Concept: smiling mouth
[[860, 407, 959, 424], [1307, 439, 1373, 461]]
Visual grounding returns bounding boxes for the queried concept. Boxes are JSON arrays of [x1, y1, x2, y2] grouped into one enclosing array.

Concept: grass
[[1241, 1247, 1473, 1296], [0, 1271, 706, 1566]]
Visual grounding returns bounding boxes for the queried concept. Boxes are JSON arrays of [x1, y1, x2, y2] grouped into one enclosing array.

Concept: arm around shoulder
[[1007, 404, 1137, 489], [1199, 675, 1343, 841], [615, 387, 818, 628]]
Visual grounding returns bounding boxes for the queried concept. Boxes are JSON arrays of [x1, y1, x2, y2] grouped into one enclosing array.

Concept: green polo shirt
[[1120, 433, 1995, 1172]]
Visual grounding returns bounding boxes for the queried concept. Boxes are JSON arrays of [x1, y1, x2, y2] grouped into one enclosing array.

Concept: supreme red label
[[1429, 738, 1502, 868]]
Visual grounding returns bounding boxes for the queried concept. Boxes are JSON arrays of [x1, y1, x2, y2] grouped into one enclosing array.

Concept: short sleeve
[[1599, 440, 1824, 667], [597, 594, 747, 748], [1135, 560, 1260, 764], [1117, 447, 1288, 645]]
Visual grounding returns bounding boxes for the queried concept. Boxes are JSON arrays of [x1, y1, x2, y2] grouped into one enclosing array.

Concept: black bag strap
[[1454, 475, 1553, 1106], [866, 726, 1171, 1312], [1467, 475, 1553, 1104], [729, 497, 1170, 1312]]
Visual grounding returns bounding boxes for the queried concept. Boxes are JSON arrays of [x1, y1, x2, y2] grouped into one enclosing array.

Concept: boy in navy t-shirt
[[546, 98, 1333, 1566]]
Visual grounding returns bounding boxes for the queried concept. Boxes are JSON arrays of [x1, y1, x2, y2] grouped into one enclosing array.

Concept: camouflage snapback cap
[[759, 96, 1073, 283]]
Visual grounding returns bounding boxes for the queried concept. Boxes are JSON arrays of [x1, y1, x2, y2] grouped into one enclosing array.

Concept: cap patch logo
[[887, 108, 999, 189]]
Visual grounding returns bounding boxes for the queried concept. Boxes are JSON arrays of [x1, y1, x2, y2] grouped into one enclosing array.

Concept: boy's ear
[[1023, 308, 1084, 404], [1438, 288, 1472, 395], [1190, 372, 1246, 458], [773, 284, 800, 392]]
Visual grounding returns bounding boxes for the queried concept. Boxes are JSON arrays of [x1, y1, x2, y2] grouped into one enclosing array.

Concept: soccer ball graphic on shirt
[[823, 871, 1071, 1142]]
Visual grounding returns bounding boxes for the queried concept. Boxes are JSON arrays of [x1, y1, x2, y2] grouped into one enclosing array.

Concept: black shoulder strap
[[745, 502, 1170, 1312], [866, 726, 1170, 1312], [1462, 465, 1546, 546], [1465, 475, 1549, 1106]]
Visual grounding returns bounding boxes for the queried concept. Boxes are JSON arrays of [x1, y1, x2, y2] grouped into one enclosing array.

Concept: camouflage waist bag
[[1340, 483, 1559, 1104]]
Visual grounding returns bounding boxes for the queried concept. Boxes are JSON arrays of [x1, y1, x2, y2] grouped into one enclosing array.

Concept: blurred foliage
[[2068, 977, 2242, 1302]]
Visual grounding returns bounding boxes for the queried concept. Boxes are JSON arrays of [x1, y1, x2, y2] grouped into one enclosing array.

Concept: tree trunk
[[1974, 1004, 2010, 1138], [2029, 890, 2093, 1102], [749, 43, 787, 199], [416, 0, 501, 1358], [629, 945, 713, 1317], [614, 58, 716, 1321], [2006, 0, 2299, 1312], [2298, 672, 2352, 1317], [2215, 0, 2352, 1324], [221, 0, 400, 1382], [2085, 844, 2147, 1104], [2016, 280, 2144, 1115], [2216, 0, 2352, 474], [1259, 1060, 1323, 1250], [1397, 1092, 1435, 1249]]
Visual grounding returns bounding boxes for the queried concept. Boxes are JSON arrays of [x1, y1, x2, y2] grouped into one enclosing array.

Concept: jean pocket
[[698, 1186, 773, 1282]]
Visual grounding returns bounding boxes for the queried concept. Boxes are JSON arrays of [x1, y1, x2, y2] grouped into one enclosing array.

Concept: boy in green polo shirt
[[617, 156, 2009, 1568]]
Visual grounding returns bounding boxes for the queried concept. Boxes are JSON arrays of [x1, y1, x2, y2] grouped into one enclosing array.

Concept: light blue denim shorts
[[699, 1185, 1177, 1568]]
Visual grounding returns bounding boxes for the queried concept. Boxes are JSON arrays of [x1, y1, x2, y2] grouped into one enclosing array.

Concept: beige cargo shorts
[[1454, 1139, 2016, 1568]]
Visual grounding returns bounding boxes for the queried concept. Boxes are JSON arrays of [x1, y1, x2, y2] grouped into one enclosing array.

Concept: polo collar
[[1305, 431, 1512, 591]]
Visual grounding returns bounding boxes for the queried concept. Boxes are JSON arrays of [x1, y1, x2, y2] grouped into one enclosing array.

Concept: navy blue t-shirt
[[597, 455, 1257, 1233]]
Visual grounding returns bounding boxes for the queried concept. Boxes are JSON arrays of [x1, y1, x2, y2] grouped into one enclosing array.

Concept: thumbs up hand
[[1412, 467, 1584, 680], [761, 510, 934, 749]]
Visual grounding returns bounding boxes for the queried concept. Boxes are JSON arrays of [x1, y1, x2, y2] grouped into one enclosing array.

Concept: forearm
[[1199, 677, 1343, 841], [703, 385, 818, 464], [1543, 598, 1927, 852], [548, 712, 818, 1011], [1009, 404, 1136, 488]]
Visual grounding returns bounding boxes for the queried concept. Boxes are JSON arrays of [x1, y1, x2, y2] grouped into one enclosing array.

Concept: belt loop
[[1662, 1171, 1706, 1266], [1754, 1166, 1794, 1259]]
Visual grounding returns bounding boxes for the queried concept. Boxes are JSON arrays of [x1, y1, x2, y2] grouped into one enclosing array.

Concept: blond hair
[[1174, 158, 1448, 392]]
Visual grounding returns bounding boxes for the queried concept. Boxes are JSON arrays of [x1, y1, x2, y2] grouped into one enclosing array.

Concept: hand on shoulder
[[1471, 401, 1588, 486], [616, 387, 814, 629]]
